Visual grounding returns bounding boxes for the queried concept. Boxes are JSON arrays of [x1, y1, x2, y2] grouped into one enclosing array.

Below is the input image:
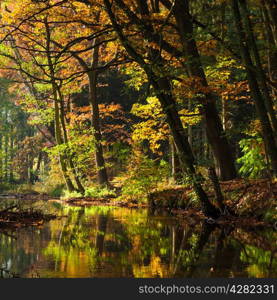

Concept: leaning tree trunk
[[45, 18, 76, 192], [104, 0, 220, 218], [232, 0, 277, 176], [239, 0, 277, 136], [53, 96, 76, 192], [153, 76, 220, 218], [172, 0, 237, 181], [263, 0, 277, 44], [57, 88, 85, 193], [261, 0, 277, 90]]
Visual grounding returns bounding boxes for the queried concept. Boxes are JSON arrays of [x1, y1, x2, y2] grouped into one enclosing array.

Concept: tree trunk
[[57, 88, 85, 193], [0, 135, 2, 182], [44, 19, 76, 192], [152, 76, 220, 218], [50, 23, 109, 187], [104, 0, 220, 218], [208, 166, 227, 213], [9, 133, 14, 182], [54, 99, 76, 192], [232, 0, 277, 176], [263, 0, 277, 44], [170, 137, 182, 183], [239, 0, 277, 136], [85, 22, 109, 186], [88, 66, 109, 186], [35, 152, 42, 174], [4, 113, 8, 182], [172, 0, 237, 181], [261, 0, 277, 87]]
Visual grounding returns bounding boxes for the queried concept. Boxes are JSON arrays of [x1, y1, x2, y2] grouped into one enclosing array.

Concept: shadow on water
[[0, 199, 276, 278]]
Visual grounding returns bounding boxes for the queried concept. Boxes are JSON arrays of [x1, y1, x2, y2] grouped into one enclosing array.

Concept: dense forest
[[0, 0, 276, 280], [0, 0, 276, 223]]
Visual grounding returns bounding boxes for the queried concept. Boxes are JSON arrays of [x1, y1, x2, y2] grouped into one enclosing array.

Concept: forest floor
[[150, 178, 276, 229]]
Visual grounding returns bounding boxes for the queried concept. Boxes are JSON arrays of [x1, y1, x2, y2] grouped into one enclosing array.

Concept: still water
[[0, 199, 276, 278]]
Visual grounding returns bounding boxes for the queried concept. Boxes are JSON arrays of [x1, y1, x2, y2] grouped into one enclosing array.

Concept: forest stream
[[0, 198, 276, 278]]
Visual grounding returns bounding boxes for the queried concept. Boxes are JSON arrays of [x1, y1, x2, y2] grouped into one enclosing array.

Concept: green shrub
[[121, 156, 170, 202], [237, 137, 267, 178], [0, 182, 14, 192], [13, 183, 36, 194], [263, 209, 277, 223], [61, 190, 83, 200], [49, 184, 64, 197], [84, 186, 116, 198]]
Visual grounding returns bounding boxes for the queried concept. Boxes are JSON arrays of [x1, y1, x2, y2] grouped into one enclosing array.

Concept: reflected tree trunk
[[187, 222, 216, 277], [210, 228, 236, 277], [95, 214, 108, 256]]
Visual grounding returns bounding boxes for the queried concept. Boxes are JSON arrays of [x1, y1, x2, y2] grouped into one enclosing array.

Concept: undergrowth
[[114, 154, 170, 203], [84, 186, 116, 198]]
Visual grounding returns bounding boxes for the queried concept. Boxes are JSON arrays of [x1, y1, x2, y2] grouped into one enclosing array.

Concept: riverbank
[[59, 178, 276, 221], [0, 178, 276, 229]]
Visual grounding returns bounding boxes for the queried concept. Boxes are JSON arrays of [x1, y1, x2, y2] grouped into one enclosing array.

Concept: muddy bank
[[49, 196, 148, 208]]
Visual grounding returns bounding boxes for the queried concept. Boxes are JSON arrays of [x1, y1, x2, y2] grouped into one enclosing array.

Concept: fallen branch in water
[[0, 208, 57, 229]]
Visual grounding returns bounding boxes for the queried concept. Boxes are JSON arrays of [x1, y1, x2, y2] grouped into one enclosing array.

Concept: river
[[0, 199, 276, 278]]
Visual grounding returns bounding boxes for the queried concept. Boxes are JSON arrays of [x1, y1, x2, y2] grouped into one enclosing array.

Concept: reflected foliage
[[0, 202, 276, 278]]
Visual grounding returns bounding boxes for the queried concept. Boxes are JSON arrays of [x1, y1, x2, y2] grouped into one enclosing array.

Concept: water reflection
[[0, 201, 276, 278]]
